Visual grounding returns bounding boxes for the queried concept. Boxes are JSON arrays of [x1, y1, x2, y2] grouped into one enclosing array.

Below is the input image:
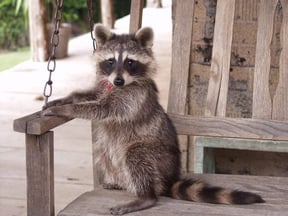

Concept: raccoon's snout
[[114, 77, 125, 86]]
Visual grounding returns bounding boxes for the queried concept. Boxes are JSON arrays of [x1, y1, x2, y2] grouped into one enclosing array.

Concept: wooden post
[[26, 132, 54, 216], [272, 0, 288, 120], [168, 0, 195, 173], [28, 0, 49, 61], [14, 113, 72, 216], [129, 0, 145, 33], [101, 0, 115, 29]]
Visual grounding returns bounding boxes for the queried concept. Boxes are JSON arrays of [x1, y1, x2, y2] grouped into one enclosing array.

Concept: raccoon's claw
[[42, 108, 57, 117], [43, 98, 71, 110], [42, 103, 55, 111], [110, 206, 129, 215], [42, 106, 64, 117]]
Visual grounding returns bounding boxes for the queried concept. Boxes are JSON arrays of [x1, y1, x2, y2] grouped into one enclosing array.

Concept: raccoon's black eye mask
[[99, 58, 116, 75], [99, 57, 147, 77], [124, 58, 136, 68], [124, 58, 147, 76]]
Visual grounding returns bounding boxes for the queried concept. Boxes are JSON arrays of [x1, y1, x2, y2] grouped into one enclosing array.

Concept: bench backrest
[[168, 0, 288, 136]]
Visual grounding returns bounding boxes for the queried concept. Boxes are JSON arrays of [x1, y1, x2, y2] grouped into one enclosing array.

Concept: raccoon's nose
[[114, 77, 125, 86]]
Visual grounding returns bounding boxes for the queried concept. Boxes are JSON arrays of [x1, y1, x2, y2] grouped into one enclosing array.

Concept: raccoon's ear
[[135, 27, 154, 48], [94, 23, 112, 47]]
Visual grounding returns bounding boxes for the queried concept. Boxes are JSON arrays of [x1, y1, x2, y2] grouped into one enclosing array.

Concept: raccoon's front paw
[[42, 99, 66, 110], [42, 107, 60, 117], [42, 105, 72, 117]]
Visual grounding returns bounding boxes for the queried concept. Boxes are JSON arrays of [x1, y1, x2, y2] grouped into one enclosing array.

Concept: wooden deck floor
[[59, 174, 288, 216]]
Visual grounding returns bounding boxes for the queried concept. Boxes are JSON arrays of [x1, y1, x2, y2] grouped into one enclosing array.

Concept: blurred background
[[0, 0, 164, 71]]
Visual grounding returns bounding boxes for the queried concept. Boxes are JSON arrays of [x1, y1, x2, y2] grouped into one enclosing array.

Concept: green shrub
[[0, 0, 133, 50], [0, 0, 29, 50]]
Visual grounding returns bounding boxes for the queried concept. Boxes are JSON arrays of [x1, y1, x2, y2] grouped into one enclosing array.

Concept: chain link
[[43, 0, 64, 107], [43, 0, 95, 108], [87, 0, 97, 52]]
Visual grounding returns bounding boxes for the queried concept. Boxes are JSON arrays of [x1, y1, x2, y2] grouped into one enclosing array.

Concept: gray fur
[[43, 24, 264, 215]]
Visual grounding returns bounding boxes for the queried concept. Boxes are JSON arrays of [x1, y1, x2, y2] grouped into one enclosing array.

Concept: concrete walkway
[[0, 5, 172, 216]]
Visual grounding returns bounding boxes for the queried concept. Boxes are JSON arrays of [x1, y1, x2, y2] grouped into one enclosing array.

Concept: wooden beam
[[28, 0, 49, 61], [168, 0, 195, 115], [272, 0, 288, 120], [205, 0, 235, 117], [101, 0, 115, 28], [14, 111, 72, 135], [26, 132, 54, 216], [168, 0, 195, 172], [252, 0, 278, 119], [129, 0, 145, 33], [169, 113, 288, 141]]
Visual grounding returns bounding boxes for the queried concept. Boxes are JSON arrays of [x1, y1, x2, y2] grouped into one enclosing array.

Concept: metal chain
[[43, 0, 64, 107], [86, 0, 96, 52], [43, 0, 95, 108]]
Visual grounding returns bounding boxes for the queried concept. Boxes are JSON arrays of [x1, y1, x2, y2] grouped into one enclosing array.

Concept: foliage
[[114, 0, 131, 20], [46, 0, 101, 35], [0, 0, 133, 50], [46, 0, 89, 23], [0, 0, 29, 50], [14, 0, 29, 28], [0, 47, 30, 72]]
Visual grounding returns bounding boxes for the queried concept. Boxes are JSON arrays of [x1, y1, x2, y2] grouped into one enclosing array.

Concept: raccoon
[[43, 24, 264, 215]]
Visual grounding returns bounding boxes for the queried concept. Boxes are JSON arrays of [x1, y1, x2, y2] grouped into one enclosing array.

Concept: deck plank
[[58, 174, 288, 216]]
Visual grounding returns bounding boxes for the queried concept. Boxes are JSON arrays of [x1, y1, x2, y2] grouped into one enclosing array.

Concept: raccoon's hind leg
[[110, 195, 157, 215], [110, 143, 158, 215], [103, 183, 124, 190]]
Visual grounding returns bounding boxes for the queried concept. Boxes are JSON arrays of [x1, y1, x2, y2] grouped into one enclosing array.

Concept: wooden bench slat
[[58, 174, 288, 216], [205, 0, 235, 117], [252, 0, 278, 119], [167, 0, 195, 115], [169, 113, 288, 141], [272, 0, 288, 120], [13, 111, 72, 135], [167, 0, 195, 173]]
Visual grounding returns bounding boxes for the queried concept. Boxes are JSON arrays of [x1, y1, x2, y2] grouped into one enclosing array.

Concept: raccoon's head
[[93, 24, 156, 88]]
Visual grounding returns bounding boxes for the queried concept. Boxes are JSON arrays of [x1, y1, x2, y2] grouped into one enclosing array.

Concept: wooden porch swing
[[14, 0, 288, 216]]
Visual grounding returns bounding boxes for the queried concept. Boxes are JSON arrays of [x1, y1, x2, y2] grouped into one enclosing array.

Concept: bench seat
[[58, 174, 288, 216]]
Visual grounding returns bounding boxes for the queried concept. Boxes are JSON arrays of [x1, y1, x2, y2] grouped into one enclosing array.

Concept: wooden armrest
[[13, 111, 73, 135]]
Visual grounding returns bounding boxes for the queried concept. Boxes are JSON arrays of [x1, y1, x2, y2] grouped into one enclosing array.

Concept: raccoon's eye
[[126, 59, 136, 67], [107, 58, 115, 65]]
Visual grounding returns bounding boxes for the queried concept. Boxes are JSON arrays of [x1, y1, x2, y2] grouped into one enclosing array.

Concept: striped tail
[[171, 178, 265, 204]]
